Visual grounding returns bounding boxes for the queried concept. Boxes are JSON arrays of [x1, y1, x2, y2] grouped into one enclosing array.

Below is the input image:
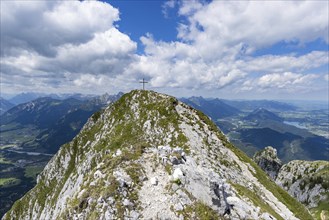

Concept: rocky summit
[[3, 90, 311, 220], [253, 146, 283, 180]]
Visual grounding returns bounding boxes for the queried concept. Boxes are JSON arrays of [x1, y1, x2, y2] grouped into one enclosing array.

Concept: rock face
[[254, 147, 329, 219], [3, 90, 311, 220], [275, 160, 329, 219], [253, 146, 282, 180]]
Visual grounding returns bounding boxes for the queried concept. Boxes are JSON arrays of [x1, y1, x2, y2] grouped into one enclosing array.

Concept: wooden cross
[[139, 78, 148, 90]]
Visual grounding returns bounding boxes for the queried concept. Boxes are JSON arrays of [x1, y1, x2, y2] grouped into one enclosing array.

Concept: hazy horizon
[[1, 90, 329, 105]]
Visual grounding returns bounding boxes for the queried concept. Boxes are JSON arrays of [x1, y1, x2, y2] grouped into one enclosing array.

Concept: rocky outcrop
[[253, 146, 282, 180], [254, 146, 329, 220], [3, 90, 311, 220], [276, 160, 329, 219]]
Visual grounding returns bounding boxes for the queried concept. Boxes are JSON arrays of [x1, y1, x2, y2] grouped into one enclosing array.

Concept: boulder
[[150, 177, 158, 186]]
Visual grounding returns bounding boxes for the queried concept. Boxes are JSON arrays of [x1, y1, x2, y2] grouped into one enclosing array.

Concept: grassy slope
[[4, 90, 313, 220], [195, 109, 313, 220]]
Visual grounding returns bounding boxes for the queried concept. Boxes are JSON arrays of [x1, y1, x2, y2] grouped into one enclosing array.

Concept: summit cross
[[139, 78, 148, 90]]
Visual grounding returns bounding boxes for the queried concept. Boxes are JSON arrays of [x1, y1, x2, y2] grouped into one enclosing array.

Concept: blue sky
[[0, 0, 328, 101], [106, 0, 179, 47]]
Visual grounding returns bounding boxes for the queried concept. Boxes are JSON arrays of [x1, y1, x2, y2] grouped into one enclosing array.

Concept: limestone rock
[[172, 168, 184, 182], [276, 160, 329, 218], [150, 177, 158, 186], [253, 146, 282, 180]]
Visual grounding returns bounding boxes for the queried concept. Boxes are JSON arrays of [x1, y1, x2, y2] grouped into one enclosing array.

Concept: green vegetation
[[232, 183, 283, 220], [0, 150, 51, 218], [66, 151, 145, 218], [0, 156, 12, 164], [0, 144, 16, 150], [49, 142, 80, 208], [172, 178, 182, 185], [0, 93, 114, 196], [211, 100, 329, 162], [3, 195, 27, 220], [57, 90, 190, 218], [125, 162, 144, 185], [219, 159, 234, 167], [36, 178, 58, 211], [311, 161, 329, 188], [310, 195, 329, 220], [179, 201, 221, 220], [194, 202, 221, 220], [24, 166, 44, 180], [194, 108, 219, 133], [91, 109, 104, 122], [116, 91, 187, 145], [224, 141, 313, 219], [165, 163, 172, 174], [5, 142, 76, 219], [0, 124, 40, 146], [191, 109, 313, 220], [88, 90, 190, 155], [280, 161, 329, 219], [3, 90, 317, 220], [0, 178, 21, 187]]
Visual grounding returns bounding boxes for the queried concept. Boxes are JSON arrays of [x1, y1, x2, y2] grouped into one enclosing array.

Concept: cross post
[[139, 78, 148, 90]]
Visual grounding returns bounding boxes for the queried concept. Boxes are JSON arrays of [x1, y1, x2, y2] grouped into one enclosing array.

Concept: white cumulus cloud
[[257, 72, 318, 89], [239, 72, 320, 94], [238, 51, 329, 73], [1, 0, 328, 98], [126, 1, 328, 93], [0, 0, 136, 94], [178, 1, 328, 51], [1, 0, 120, 56]]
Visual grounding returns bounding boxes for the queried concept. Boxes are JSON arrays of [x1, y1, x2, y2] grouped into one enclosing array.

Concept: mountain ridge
[[221, 99, 297, 112], [0, 93, 123, 217], [3, 90, 311, 220], [244, 108, 283, 122], [7, 92, 99, 105], [180, 96, 240, 119], [0, 93, 123, 153], [0, 98, 15, 115]]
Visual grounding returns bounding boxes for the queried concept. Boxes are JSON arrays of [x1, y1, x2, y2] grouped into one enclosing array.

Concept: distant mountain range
[[222, 99, 298, 112], [1, 92, 111, 115], [235, 127, 329, 162], [2, 94, 327, 161], [220, 109, 328, 162], [244, 108, 283, 122], [180, 96, 328, 163], [0, 93, 123, 153], [0, 98, 15, 115], [235, 107, 328, 162], [180, 96, 240, 119], [6, 92, 98, 105]]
